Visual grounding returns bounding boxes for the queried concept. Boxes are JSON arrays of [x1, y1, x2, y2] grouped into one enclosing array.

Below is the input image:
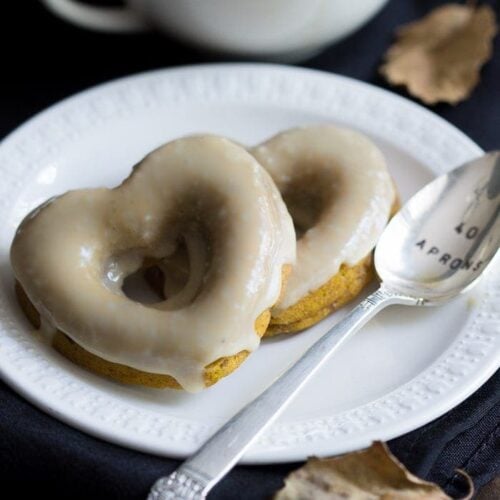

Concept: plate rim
[[0, 63, 497, 463]]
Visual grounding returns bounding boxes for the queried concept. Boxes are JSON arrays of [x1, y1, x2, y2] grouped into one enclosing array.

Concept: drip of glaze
[[37, 315, 58, 344]]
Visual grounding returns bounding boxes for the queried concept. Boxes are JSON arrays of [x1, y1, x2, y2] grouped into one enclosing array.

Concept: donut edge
[[265, 255, 374, 335], [266, 194, 401, 335], [14, 281, 276, 390]]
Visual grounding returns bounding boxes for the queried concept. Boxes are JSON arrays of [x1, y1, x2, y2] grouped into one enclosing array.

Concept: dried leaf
[[274, 441, 473, 499], [475, 476, 500, 500], [380, 4, 497, 105]]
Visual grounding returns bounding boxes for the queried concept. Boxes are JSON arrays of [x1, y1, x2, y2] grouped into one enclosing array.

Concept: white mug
[[42, 0, 389, 60]]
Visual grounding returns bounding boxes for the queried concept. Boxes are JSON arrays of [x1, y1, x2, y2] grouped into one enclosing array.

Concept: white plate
[[0, 64, 498, 463]]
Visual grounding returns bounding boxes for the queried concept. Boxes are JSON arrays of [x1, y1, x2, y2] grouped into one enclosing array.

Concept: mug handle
[[41, 0, 148, 33]]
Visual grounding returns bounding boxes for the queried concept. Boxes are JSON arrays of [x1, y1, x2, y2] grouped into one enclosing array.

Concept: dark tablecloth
[[1, 1, 498, 498]]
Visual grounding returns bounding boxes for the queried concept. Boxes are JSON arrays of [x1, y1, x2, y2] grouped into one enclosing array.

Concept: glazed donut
[[11, 135, 295, 391], [251, 125, 396, 334]]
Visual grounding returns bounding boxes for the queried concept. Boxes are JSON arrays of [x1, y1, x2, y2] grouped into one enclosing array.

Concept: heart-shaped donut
[[11, 135, 295, 392], [252, 125, 396, 334]]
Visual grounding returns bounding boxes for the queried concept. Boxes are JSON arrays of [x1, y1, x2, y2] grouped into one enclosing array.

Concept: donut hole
[[281, 168, 337, 239], [118, 232, 211, 309], [118, 192, 228, 309], [122, 264, 166, 304], [146, 235, 207, 310]]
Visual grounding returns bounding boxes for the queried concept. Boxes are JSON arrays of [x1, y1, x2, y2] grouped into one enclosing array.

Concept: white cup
[[42, 0, 389, 60]]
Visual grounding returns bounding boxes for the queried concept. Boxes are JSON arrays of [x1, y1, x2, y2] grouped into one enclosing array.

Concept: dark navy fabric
[[1, 1, 498, 498]]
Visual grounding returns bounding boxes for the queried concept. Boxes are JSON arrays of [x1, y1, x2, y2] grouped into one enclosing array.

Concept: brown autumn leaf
[[380, 4, 497, 105], [274, 441, 473, 499]]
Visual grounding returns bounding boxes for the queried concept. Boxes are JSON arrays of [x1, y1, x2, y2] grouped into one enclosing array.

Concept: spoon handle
[[148, 286, 419, 500]]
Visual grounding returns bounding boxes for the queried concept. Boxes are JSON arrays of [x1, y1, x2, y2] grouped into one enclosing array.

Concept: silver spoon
[[149, 151, 500, 500]]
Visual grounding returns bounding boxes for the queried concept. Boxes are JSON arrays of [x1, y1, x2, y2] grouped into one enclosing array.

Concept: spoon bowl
[[376, 151, 500, 303]]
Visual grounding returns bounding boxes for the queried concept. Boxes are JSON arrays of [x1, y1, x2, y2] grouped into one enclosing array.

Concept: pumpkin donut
[[11, 135, 295, 391], [251, 125, 396, 335]]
